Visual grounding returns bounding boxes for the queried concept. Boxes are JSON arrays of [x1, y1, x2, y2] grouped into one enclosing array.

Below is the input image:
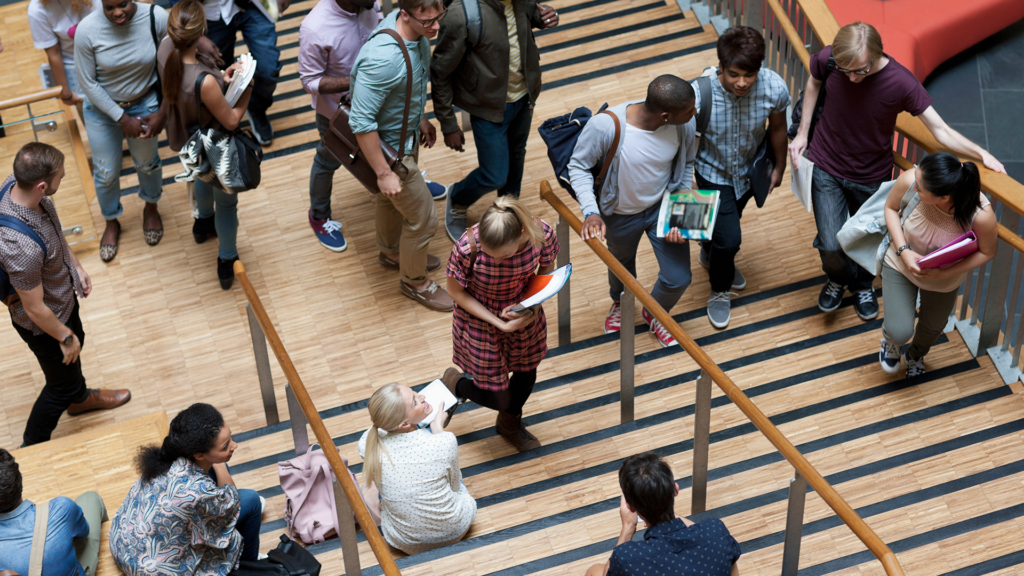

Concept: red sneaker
[[604, 301, 622, 334], [642, 307, 678, 348]]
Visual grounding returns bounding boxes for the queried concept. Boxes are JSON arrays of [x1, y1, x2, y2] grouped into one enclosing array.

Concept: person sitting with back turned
[[788, 21, 1004, 321], [0, 449, 107, 576], [568, 75, 697, 348], [358, 383, 477, 554], [586, 452, 741, 576], [109, 403, 264, 575]]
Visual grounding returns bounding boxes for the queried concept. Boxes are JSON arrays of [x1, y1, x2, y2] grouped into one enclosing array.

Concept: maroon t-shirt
[[807, 46, 932, 183]]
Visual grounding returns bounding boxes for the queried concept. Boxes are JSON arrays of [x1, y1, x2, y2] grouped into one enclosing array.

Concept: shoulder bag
[[321, 28, 414, 194], [837, 179, 921, 276], [186, 72, 264, 193]]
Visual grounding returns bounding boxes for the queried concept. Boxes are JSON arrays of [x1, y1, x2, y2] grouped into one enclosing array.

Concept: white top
[[613, 122, 681, 215], [357, 427, 477, 554], [28, 0, 94, 66], [202, 0, 274, 25]]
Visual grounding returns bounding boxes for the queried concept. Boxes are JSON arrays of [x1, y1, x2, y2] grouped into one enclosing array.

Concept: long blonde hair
[[832, 22, 883, 69], [40, 0, 91, 14], [362, 383, 407, 489], [478, 197, 544, 250]]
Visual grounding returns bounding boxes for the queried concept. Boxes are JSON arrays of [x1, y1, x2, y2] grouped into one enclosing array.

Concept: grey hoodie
[[567, 100, 697, 217]]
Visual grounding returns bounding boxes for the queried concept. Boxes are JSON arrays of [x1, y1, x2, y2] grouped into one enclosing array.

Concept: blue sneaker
[[426, 180, 449, 201], [309, 210, 347, 252]]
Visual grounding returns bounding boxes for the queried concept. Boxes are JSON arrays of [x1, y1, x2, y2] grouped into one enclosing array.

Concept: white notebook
[[225, 53, 257, 107], [418, 379, 459, 426]]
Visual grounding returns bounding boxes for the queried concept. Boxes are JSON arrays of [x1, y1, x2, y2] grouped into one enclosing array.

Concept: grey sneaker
[[878, 338, 903, 374], [707, 291, 737, 329], [905, 351, 926, 378], [697, 245, 746, 290], [445, 194, 468, 243]]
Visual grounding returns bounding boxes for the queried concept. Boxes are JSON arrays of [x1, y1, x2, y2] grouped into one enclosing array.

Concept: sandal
[[99, 221, 121, 263]]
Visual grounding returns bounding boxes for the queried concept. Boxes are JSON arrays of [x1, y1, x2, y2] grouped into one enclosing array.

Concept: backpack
[[230, 534, 322, 576], [787, 55, 835, 141], [538, 104, 621, 200], [0, 180, 47, 305], [443, 0, 482, 46]]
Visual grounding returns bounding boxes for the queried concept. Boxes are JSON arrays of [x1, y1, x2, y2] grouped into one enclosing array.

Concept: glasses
[[406, 8, 447, 27], [835, 60, 873, 76]]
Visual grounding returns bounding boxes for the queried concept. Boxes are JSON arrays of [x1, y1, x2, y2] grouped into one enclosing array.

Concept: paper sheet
[[791, 155, 814, 212]]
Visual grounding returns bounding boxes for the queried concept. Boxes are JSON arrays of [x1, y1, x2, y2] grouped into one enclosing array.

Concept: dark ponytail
[[918, 152, 983, 231], [135, 403, 225, 482]]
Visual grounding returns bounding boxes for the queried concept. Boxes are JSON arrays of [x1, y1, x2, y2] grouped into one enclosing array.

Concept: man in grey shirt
[[568, 75, 697, 348]]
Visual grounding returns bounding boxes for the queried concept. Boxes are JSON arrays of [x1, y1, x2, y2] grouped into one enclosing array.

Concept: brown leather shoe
[[496, 411, 541, 451], [399, 280, 453, 312], [378, 252, 442, 272], [441, 368, 463, 427], [67, 389, 131, 416]]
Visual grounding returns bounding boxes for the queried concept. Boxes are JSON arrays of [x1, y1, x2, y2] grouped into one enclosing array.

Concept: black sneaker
[[817, 280, 845, 312], [246, 111, 273, 145], [853, 289, 879, 320]]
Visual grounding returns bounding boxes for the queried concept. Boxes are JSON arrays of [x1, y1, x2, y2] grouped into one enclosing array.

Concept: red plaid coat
[[446, 220, 559, 391]]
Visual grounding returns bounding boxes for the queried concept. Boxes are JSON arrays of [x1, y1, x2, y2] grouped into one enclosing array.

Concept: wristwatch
[[61, 332, 74, 346], [896, 244, 912, 256]]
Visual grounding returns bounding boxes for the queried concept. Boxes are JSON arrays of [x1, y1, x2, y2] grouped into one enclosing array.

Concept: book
[[790, 155, 813, 212], [225, 53, 257, 108], [917, 231, 978, 270], [655, 188, 721, 241], [510, 264, 572, 313], [418, 379, 459, 426]]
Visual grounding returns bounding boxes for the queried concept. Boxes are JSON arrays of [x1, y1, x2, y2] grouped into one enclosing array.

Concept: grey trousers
[[74, 491, 107, 576], [310, 114, 343, 220], [881, 263, 959, 360], [604, 204, 692, 311]]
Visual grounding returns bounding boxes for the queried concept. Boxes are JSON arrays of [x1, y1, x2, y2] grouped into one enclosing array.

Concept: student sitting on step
[[587, 452, 742, 576], [0, 449, 107, 576], [358, 383, 477, 554], [444, 197, 559, 452], [108, 403, 264, 575]]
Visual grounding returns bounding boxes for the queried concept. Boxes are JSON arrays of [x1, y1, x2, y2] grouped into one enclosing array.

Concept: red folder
[[917, 231, 978, 270]]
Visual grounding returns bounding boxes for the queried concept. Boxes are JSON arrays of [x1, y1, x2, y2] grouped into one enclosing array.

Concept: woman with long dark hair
[[879, 152, 997, 377], [157, 0, 252, 289], [108, 403, 263, 575]]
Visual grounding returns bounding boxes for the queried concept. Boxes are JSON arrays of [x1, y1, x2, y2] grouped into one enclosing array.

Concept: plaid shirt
[[691, 68, 790, 198], [0, 174, 83, 334]]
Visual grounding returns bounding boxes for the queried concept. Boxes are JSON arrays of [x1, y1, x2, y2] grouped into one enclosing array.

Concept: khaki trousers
[[373, 155, 438, 285], [74, 491, 107, 576]]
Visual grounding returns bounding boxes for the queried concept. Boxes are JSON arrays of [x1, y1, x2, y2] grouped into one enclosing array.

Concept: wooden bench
[[11, 412, 170, 576]]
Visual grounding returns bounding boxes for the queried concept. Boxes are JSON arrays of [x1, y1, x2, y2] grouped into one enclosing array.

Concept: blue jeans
[[450, 97, 532, 207], [810, 167, 883, 291], [236, 488, 263, 562], [206, 11, 281, 116], [83, 89, 163, 220], [194, 179, 239, 259], [604, 204, 692, 311]]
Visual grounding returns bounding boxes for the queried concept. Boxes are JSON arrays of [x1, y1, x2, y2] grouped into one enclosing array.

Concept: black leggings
[[455, 370, 537, 416]]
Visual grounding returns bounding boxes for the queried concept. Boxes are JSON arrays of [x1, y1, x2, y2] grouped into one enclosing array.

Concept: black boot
[[217, 256, 238, 290], [193, 215, 217, 244]]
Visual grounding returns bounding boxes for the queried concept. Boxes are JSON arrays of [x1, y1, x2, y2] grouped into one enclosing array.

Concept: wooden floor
[[2, 0, 1024, 575]]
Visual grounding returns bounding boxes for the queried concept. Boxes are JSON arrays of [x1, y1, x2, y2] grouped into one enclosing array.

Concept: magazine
[[418, 379, 459, 426], [655, 189, 721, 241], [225, 53, 257, 107], [510, 264, 572, 313]]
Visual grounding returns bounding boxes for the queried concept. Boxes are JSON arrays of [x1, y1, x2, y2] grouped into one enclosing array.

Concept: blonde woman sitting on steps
[[357, 383, 477, 554]]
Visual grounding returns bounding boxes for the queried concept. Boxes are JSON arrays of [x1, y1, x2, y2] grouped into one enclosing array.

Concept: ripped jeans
[[83, 88, 163, 220]]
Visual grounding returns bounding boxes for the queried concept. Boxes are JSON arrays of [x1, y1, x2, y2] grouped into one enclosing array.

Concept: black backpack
[[0, 179, 47, 305], [230, 535, 321, 576], [538, 104, 620, 200], [787, 55, 835, 141]]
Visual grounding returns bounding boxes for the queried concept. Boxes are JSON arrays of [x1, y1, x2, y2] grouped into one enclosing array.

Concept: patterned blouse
[[109, 458, 242, 576]]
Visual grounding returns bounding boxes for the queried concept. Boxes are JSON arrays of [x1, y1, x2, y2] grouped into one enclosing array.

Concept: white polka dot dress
[[358, 428, 477, 554]]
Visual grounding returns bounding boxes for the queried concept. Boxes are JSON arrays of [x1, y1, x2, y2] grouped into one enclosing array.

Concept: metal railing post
[[691, 369, 713, 514], [247, 304, 280, 425], [285, 385, 310, 456], [781, 471, 808, 576], [556, 218, 572, 346], [978, 209, 1021, 353], [333, 478, 362, 576], [620, 289, 635, 424]]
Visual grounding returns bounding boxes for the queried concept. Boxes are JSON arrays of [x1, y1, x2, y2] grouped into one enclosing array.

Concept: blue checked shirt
[[691, 68, 790, 199]]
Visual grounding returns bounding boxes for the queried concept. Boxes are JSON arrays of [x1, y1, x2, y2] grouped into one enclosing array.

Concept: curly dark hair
[[135, 403, 225, 482], [0, 449, 23, 513]]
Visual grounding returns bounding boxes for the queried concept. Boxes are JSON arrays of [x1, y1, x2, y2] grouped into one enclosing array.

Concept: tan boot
[[441, 368, 463, 426], [495, 412, 541, 451]]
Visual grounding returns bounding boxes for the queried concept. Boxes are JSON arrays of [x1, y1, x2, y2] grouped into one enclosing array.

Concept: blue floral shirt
[[108, 458, 242, 576]]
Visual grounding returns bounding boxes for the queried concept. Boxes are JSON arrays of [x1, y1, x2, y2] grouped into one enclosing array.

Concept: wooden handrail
[[0, 87, 63, 112], [540, 180, 907, 576], [765, 0, 811, 70], [233, 261, 402, 576]]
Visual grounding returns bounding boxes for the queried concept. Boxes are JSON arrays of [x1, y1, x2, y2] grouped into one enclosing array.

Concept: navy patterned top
[[608, 517, 741, 576]]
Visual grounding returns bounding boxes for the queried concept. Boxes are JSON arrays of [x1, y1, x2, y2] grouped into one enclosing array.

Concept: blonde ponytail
[[479, 197, 544, 250], [362, 383, 407, 489]]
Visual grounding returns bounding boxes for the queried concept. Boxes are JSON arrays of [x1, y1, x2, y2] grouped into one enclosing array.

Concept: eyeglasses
[[835, 60, 873, 76], [406, 8, 447, 27]]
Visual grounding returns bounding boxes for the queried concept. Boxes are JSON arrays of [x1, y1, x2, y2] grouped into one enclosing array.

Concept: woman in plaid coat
[[445, 197, 559, 451]]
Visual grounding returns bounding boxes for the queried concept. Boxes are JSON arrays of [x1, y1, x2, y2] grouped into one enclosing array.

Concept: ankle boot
[[193, 215, 217, 244], [495, 411, 541, 451], [217, 256, 238, 290]]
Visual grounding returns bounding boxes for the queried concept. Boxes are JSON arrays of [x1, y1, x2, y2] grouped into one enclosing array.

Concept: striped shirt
[[691, 68, 789, 198], [501, 0, 527, 103]]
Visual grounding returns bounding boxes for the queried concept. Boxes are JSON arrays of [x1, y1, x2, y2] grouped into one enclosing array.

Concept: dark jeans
[[605, 204, 692, 311], [695, 172, 753, 293], [309, 114, 343, 220], [455, 370, 537, 416], [13, 300, 89, 446], [205, 10, 281, 116], [450, 97, 533, 208], [208, 465, 263, 561], [811, 167, 883, 291]]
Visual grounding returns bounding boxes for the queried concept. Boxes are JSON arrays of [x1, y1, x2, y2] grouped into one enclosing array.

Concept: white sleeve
[[28, 5, 59, 50]]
